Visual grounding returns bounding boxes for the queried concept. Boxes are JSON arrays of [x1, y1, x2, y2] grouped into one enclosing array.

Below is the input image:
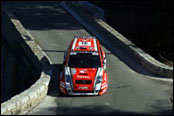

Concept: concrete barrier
[[60, 1, 173, 78], [1, 7, 52, 115]]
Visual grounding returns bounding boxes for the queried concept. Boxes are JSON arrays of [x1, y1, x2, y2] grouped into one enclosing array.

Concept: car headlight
[[65, 74, 71, 83], [65, 74, 73, 89], [96, 76, 102, 84]]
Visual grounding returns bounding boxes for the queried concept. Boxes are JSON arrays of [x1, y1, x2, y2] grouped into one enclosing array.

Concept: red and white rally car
[[59, 36, 108, 95]]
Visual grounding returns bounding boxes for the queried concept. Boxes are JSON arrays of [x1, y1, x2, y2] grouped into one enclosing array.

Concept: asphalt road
[[3, 1, 173, 115]]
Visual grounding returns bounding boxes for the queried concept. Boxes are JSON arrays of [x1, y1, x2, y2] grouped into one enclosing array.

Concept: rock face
[[1, 9, 41, 103]]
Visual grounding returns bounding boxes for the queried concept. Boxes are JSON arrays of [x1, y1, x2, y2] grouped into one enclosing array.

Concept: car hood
[[70, 68, 98, 91]]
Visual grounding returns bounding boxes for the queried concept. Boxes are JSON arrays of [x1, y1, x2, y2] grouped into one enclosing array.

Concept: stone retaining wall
[[1, 7, 52, 115]]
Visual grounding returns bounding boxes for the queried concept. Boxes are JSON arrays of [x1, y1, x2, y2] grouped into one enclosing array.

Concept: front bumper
[[67, 90, 99, 95], [59, 81, 107, 96], [59, 85, 99, 95], [60, 86, 107, 96]]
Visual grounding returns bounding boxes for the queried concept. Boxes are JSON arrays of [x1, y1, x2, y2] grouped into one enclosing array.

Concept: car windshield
[[68, 53, 101, 68]]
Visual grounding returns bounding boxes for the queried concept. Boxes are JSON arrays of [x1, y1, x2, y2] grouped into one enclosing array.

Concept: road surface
[[3, 1, 173, 115]]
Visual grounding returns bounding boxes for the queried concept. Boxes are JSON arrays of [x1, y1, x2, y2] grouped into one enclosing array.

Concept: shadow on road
[[29, 103, 173, 115], [2, 1, 83, 31], [47, 64, 63, 97]]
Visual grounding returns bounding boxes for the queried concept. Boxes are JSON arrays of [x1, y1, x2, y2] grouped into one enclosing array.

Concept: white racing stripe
[[59, 82, 65, 88], [72, 38, 77, 50], [101, 84, 107, 89], [93, 39, 98, 51], [60, 83, 65, 88]]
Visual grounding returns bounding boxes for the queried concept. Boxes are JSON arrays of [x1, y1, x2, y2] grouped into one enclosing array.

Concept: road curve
[[3, 1, 173, 115]]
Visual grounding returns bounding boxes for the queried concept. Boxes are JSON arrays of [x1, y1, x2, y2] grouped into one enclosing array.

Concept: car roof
[[71, 36, 99, 52]]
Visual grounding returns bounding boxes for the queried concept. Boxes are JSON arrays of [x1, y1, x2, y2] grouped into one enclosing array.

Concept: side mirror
[[103, 57, 106, 71], [63, 51, 67, 65], [63, 61, 65, 65], [64, 52, 67, 59], [104, 57, 106, 64]]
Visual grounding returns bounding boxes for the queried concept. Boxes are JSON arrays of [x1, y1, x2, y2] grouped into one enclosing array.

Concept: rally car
[[59, 36, 108, 95]]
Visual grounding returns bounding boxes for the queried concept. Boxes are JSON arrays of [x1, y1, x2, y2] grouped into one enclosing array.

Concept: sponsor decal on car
[[77, 75, 90, 79]]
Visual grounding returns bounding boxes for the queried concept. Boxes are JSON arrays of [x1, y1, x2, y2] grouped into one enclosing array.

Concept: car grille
[[75, 80, 92, 84]]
